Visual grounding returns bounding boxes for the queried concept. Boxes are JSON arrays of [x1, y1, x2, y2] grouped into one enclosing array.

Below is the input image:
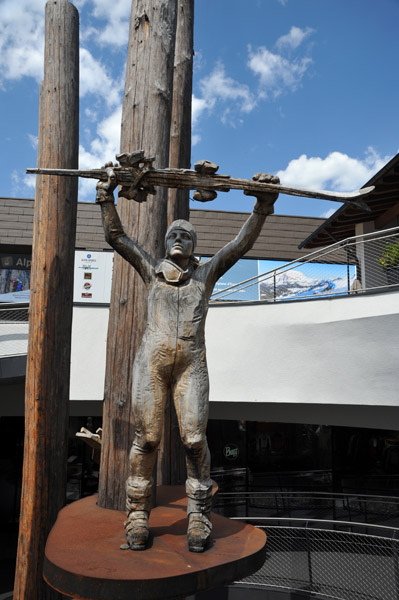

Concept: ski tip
[[357, 185, 375, 197]]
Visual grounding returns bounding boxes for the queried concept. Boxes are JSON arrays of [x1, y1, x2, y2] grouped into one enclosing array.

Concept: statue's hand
[[96, 161, 118, 203], [245, 172, 280, 215]]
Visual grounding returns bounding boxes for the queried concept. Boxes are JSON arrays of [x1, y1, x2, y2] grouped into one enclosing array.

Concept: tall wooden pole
[[13, 1, 79, 599], [98, 0, 178, 510], [157, 0, 194, 486], [167, 0, 194, 225]]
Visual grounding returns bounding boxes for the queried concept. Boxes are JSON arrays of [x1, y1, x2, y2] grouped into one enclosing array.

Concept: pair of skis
[[27, 151, 374, 211]]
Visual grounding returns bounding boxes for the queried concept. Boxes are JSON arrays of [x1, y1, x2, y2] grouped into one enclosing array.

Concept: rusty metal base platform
[[43, 486, 266, 600]]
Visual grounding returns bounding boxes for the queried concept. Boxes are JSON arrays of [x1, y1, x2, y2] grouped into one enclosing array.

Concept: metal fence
[[211, 226, 399, 303], [0, 303, 29, 358], [234, 519, 399, 600], [214, 491, 399, 530]]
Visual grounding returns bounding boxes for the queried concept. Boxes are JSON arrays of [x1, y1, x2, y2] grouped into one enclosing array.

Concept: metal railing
[[0, 303, 29, 358], [214, 490, 399, 530], [211, 226, 399, 303], [234, 518, 399, 600], [212, 491, 399, 599]]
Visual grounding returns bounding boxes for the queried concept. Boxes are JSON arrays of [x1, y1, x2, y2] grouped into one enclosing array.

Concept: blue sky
[[1, 0, 398, 217]]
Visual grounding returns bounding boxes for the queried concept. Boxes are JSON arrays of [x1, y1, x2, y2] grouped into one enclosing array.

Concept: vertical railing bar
[[346, 240, 351, 295], [305, 521, 313, 590], [392, 531, 399, 600]]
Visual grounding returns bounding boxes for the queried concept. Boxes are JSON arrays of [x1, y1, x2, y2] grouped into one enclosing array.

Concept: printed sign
[[223, 444, 240, 461], [73, 251, 113, 303], [0, 254, 32, 302]]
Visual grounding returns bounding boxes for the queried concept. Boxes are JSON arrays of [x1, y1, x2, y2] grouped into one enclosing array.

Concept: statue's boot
[[124, 509, 150, 551], [186, 481, 213, 553], [125, 478, 152, 551]]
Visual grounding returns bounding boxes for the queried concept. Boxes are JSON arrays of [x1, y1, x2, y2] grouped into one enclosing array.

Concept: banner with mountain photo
[[258, 260, 357, 301], [205, 257, 260, 301]]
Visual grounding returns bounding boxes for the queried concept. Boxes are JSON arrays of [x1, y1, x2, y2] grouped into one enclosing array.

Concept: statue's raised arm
[[96, 162, 155, 289], [202, 172, 279, 294]]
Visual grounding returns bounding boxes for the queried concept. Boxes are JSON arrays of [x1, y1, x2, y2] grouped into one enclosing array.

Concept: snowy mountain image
[[259, 267, 355, 301]]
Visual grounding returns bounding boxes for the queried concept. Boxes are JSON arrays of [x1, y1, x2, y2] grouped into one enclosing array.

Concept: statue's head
[[165, 219, 197, 267]]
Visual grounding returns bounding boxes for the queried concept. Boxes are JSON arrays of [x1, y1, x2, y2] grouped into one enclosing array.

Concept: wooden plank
[[13, 2, 79, 599], [375, 202, 399, 229]]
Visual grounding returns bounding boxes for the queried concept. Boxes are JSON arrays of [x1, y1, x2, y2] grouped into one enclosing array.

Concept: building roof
[[0, 197, 325, 261], [190, 209, 324, 260], [299, 153, 399, 249]]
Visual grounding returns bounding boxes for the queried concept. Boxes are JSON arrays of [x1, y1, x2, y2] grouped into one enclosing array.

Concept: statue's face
[[166, 228, 193, 263]]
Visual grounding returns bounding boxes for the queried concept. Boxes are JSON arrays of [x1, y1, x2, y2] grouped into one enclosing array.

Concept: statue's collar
[[155, 259, 193, 284]]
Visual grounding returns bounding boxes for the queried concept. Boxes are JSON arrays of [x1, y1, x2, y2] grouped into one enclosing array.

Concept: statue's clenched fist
[[95, 162, 118, 203], [244, 172, 280, 215]]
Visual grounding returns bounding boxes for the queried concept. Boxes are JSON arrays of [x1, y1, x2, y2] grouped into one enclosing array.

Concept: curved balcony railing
[[212, 491, 399, 599], [211, 225, 399, 303], [214, 490, 399, 529], [232, 518, 399, 600]]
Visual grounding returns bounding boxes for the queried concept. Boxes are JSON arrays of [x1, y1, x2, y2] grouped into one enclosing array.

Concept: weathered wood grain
[[13, 1, 79, 599], [27, 166, 376, 204], [155, 0, 194, 488], [167, 0, 193, 225], [97, 0, 178, 511]]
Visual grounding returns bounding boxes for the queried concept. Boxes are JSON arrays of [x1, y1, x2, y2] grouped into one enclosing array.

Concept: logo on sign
[[1, 256, 13, 268], [223, 444, 239, 461]]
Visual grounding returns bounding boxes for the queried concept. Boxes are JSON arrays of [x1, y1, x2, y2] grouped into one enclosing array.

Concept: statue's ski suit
[[100, 200, 272, 534]]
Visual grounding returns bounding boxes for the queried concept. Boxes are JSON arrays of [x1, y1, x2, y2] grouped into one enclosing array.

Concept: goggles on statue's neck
[[155, 259, 193, 284]]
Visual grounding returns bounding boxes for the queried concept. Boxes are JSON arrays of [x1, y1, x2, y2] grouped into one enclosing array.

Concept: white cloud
[[192, 27, 314, 133], [192, 62, 256, 133], [277, 148, 392, 192], [13, 167, 36, 193], [276, 26, 314, 51], [78, 105, 122, 200], [192, 95, 208, 127], [193, 50, 204, 73], [85, 107, 99, 121], [192, 133, 201, 147], [80, 48, 123, 107], [321, 208, 336, 219], [199, 62, 256, 114], [82, 0, 131, 47], [28, 134, 38, 150], [0, 1, 125, 108], [248, 45, 312, 97], [23, 174, 37, 191], [0, 0, 45, 84]]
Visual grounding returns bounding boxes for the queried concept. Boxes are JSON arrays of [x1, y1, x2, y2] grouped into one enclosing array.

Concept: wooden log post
[[98, 0, 178, 510], [157, 0, 194, 487], [13, 1, 79, 599], [167, 0, 194, 225]]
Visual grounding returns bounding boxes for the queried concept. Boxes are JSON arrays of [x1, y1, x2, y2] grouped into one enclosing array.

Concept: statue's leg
[[125, 350, 168, 550], [173, 350, 213, 552]]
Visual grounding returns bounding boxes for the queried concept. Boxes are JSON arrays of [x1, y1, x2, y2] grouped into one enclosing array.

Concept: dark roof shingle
[[0, 198, 325, 260]]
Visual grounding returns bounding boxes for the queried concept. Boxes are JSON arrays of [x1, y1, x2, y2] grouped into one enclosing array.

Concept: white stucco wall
[[206, 291, 399, 408], [69, 305, 109, 401], [69, 292, 399, 411]]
